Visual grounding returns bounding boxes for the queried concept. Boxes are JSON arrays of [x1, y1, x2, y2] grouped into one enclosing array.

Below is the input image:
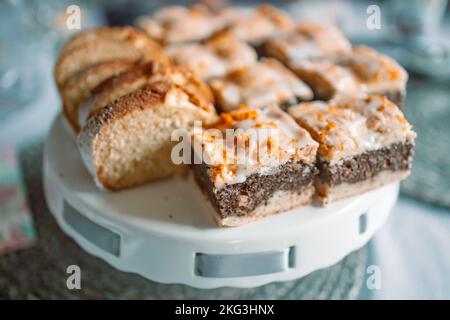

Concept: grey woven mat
[[0, 141, 367, 299], [401, 78, 450, 209]]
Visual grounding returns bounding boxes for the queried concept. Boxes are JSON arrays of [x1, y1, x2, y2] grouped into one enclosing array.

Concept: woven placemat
[[0, 141, 367, 299], [401, 77, 450, 209]]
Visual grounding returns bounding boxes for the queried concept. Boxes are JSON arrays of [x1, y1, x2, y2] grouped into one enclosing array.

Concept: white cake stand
[[43, 115, 398, 289]]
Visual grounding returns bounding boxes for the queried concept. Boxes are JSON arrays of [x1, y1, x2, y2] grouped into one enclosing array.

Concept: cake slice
[[333, 46, 408, 109], [166, 31, 257, 81], [190, 106, 318, 227], [78, 81, 217, 191], [135, 5, 224, 44], [263, 22, 358, 101], [78, 61, 214, 128], [210, 58, 313, 112], [263, 22, 352, 64], [54, 27, 170, 90], [59, 26, 157, 55], [61, 59, 136, 132], [288, 95, 416, 205], [219, 4, 294, 46], [289, 60, 361, 100]]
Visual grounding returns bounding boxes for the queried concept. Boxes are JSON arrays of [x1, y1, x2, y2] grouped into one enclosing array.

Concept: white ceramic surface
[[43, 114, 398, 288]]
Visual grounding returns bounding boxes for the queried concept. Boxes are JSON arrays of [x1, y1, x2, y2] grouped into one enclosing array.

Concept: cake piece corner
[[190, 105, 318, 226], [288, 95, 415, 205]]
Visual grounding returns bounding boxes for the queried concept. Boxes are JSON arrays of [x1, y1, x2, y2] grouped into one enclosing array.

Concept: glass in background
[[0, 0, 46, 118], [384, 0, 450, 80], [0, 0, 104, 119]]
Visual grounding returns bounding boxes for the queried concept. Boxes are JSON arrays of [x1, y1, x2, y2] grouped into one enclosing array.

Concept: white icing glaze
[[166, 32, 257, 81], [210, 58, 313, 111], [136, 5, 224, 44], [288, 95, 416, 162], [290, 60, 363, 99], [333, 46, 408, 93], [205, 31, 258, 73], [265, 22, 352, 64], [348, 95, 416, 143], [191, 105, 318, 189], [166, 44, 227, 80], [219, 5, 294, 44]]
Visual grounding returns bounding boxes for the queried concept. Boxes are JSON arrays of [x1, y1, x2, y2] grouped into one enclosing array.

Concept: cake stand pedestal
[[43, 115, 397, 289]]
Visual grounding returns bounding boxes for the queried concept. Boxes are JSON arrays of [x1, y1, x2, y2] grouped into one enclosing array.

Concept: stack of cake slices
[[54, 4, 415, 227]]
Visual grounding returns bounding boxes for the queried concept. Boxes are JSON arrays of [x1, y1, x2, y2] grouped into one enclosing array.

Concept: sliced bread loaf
[[60, 26, 151, 54], [54, 27, 170, 90], [78, 81, 217, 191], [78, 62, 214, 128], [62, 59, 137, 132]]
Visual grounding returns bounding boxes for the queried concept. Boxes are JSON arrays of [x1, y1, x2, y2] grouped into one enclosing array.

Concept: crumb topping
[[192, 105, 318, 188], [136, 5, 224, 44], [219, 5, 294, 44], [210, 58, 313, 111], [288, 95, 416, 161], [333, 46, 408, 93], [265, 22, 351, 64], [166, 32, 257, 81], [291, 60, 362, 99]]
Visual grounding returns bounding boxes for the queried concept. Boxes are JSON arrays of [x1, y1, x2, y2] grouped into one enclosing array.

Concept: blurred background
[[0, 0, 449, 299]]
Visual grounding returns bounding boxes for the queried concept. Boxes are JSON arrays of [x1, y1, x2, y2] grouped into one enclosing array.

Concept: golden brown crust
[[65, 59, 137, 89], [85, 81, 214, 138], [90, 61, 158, 96], [107, 82, 171, 118], [61, 26, 131, 53], [82, 83, 170, 160], [60, 26, 161, 55], [84, 61, 214, 121], [88, 82, 180, 190], [54, 26, 170, 90], [61, 59, 137, 132], [87, 81, 216, 190]]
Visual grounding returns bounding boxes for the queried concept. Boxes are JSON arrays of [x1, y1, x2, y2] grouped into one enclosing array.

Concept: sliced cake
[[166, 31, 257, 81], [78, 61, 214, 128], [289, 60, 361, 100], [59, 26, 156, 55], [190, 106, 318, 227], [54, 27, 170, 90], [288, 95, 416, 205], [136, 5, 224, 44], [263, 22, 352, 64], [333, 46, 408, 109], [78, 81, 218, 191], [61, 59, 136, 132], [219, 4, 294, 46], [210, 58, 313, 112]]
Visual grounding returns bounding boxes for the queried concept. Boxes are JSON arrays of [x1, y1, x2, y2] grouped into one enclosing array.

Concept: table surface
[[1, 2, 450, 299], [0, 140, 368, 299]]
